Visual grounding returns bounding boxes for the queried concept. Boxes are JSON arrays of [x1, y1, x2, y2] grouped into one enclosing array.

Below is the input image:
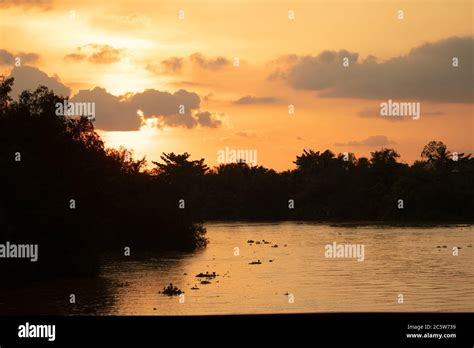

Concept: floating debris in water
[[269, 259, 274, 262], [196, 271, 217, 278], [272, 244, 278, 248], [468, 245, 472, 248], [249, 260, 262, 265], [200, 280, 211, 285], [159, 283, 183, 296], [284, 244, 287, 247], [191, 286, 199, 290], [247, 240, 255, 243]]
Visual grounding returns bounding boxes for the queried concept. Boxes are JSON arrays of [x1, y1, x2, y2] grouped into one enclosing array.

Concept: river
[[1, 222, 472, 315]]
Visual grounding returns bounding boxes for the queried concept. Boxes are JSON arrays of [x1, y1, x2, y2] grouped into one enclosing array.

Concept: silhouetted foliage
[[198, 142, 472, 221], [1, 79, 472, 284], [0, 79, 206, 284]]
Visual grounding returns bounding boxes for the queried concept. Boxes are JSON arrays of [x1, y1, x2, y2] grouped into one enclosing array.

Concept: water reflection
[[0, 223, 472, 315]]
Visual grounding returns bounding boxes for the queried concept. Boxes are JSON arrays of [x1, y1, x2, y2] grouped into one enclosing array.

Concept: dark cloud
[[8, 65, 71, 99], [71, 87, 221, 131], [274, 36, 473, 103], [6, 65, 221, 131], [335, 135, 396, 147], [234, 95, 279, 105], [71, 87, 140, 131], [64, 44, 122, 64], [195, 111, 221, 128], [0, 49, 39, 66], [189, 53, 229, 70], [0, 49, 15, 64]]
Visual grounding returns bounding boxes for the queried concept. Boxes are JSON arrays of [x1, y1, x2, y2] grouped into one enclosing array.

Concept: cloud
[[195, 111, 221, 128], [64, 44, 122, 64], [335, 135, 396, 147], [273, 36, 473, 103], [189, 53, 229, 70], [0, 49, 39, 66], [148, 53, 231, 74], [8, 65, 71, 99], [71, 87, 222, 131], [64, 53, 86, 62], [5, 65, 221, 131], [146, 57, 183, 75], [0, 0, 52, 9], [71, 87, 141, 131], [234, 95, 279, 105], [160, 57, 183, 73]]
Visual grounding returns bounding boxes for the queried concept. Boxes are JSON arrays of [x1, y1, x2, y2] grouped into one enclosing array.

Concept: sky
[[0, 0, 472, 170]]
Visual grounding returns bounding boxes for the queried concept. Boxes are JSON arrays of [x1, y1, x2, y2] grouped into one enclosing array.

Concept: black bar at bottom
[[0, 313, 472, 346]]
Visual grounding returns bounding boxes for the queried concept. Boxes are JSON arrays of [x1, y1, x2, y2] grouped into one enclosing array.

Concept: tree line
[[1, 78, 472, 282]]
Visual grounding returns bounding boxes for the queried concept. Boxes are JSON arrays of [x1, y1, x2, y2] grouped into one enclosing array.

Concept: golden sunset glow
[[1, 0, 472, 170]]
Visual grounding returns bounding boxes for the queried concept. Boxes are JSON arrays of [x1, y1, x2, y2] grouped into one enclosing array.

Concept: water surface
[[1, 222, 472, 315]]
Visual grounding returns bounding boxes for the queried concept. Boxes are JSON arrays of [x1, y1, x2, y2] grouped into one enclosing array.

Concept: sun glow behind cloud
[[1, 0, 472, 170], [97, 59, 165, 96]]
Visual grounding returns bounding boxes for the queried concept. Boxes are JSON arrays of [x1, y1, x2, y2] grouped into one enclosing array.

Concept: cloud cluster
[[148, 53, 231, 75], [0, 49, 40, 66], [273, 36, 473, 103], [6, 66, 221, 131], [71, 87, 221, 131], [189, 53, 229, 70], [65, 44, 123, 64], [8, 65, 71, 98]]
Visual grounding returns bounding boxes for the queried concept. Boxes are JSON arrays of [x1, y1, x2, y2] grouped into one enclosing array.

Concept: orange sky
[[1, 0, 472, 170]]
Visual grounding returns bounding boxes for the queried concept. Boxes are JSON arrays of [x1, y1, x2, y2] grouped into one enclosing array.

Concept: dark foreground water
[[1, 222, 472, 315]]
